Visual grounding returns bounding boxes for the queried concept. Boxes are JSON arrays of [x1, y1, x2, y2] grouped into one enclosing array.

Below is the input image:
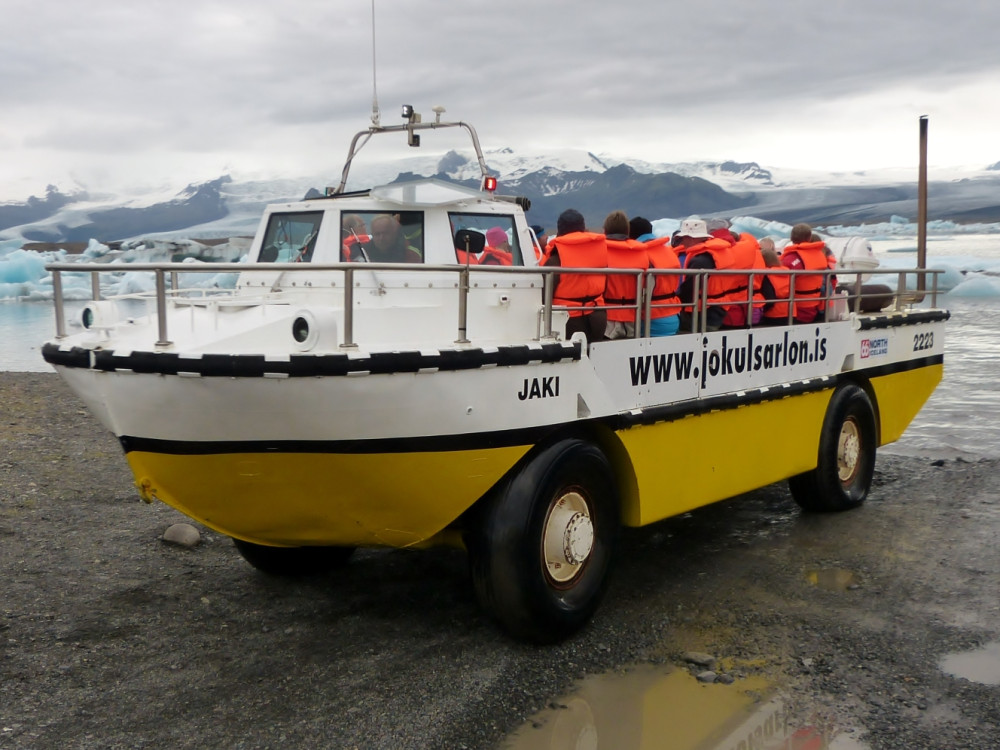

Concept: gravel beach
[[2, 371, 999, 749]]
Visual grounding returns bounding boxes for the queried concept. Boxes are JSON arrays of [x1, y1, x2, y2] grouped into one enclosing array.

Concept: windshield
[[257, 212, 323, 263], [449, 212, 525, 266], [340, 211, 424, 263]]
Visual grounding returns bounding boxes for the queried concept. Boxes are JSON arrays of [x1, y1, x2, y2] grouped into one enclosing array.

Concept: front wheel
[[232, 539, 355, 576], [789, 383, 877, 512], [466, 439, 620, 643]]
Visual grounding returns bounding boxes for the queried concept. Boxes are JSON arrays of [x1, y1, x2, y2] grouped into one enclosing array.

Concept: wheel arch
[[839, 373, 882, 446], [458, 421, 639, 533]]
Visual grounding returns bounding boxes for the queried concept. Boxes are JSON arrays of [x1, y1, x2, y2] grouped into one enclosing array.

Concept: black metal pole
[[917, 116, 928, 292]]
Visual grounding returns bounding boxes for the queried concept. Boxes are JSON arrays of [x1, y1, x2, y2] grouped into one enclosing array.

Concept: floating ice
[[3, 216, 1000, 301], [1, 238, 247, 301]]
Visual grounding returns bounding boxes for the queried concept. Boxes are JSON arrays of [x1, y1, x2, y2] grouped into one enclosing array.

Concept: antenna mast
[[370, 0, 380, 127]]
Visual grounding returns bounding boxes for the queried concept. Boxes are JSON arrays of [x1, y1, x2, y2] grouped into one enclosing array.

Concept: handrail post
[[746, 270, 755, 328], [691, 273, 702, 334], [53, 270, 67, 339], [541, 271, 555, 339], [91, 271, 101, 301], [341, 267, 356, 348], [631, 270, 643, 338], [642, 272, 655, 338], [787, 274, 796, 326], [456, 266, 470, 344], [154, 269, 171, 347]]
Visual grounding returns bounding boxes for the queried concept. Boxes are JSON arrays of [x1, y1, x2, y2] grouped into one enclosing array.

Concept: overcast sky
[[3, 0, 999, 200]]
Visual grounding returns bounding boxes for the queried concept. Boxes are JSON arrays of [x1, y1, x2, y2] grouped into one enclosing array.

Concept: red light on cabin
[[483, 176, 498, 192]]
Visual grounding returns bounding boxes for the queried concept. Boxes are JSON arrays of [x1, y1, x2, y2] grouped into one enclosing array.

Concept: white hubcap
[[543, 491, 595, 584], [838, 418, 861, 484]]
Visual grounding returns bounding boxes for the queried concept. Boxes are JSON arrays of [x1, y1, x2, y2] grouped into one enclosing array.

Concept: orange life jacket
[[724, 233, 767, 326], [604, 238, 649, 323], [763, 270, 795, 322], [455, 249, 478, 265], [479, 246, 514, 266], [786, 241, 829, 313], [544, 232, 608, 317], [342, 234, 372, 262], [682, 238, 739, 316], [644, 236, 681, 319]]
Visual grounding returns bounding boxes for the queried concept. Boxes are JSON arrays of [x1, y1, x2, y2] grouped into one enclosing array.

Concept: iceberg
[[3, 215, 1000, 302]]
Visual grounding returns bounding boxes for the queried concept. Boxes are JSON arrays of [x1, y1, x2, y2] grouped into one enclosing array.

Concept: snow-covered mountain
[[3, 146, 1000, 247]]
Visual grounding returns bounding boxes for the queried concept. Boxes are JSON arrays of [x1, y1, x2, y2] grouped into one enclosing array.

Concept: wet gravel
[[2, 372, 999, 749]]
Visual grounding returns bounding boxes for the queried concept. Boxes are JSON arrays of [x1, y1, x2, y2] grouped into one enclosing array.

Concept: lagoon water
[[3, 234, 999, 459]]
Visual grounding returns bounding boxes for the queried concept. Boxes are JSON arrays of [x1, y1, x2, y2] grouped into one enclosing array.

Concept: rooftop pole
[[917, 115, 928, 292]]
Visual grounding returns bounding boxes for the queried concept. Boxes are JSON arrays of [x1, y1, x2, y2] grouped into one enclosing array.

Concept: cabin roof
[[369, 178, 492, 208]]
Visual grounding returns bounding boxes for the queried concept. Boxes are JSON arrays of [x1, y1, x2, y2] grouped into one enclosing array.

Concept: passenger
[[813, 231, 839, 301], [781, 223, 829, 323], [482, 226, 514, 265], [674, 218, 738, 332], [367, 215, 422, 263], [531, 224, 548, 251], [602, 210, 649, 340], [343, 213, 367, 239], [628, 216, 655, 242], [631, 216, 681, 336], [670, 229, 687, 267], [719, 226, 767, 328], [542, 209, 608, 343], [341, 213, 370, 261], [760, 240, 795, 325]]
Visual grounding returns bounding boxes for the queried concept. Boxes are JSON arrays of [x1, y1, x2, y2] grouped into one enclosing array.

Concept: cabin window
[[340, 211, 424, 263], [257, 211, 323, 263], [449, 213, 525, 266]]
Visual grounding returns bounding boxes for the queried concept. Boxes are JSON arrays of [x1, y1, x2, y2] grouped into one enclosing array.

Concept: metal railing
[[45, 260, 944, 348]]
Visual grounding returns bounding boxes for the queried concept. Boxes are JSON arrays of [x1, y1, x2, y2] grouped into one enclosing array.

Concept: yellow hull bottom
[[127, 364, 942, 547], [616, 364, 943, 527], [870, 363, 943, 444], [128, 446, 530, 548]]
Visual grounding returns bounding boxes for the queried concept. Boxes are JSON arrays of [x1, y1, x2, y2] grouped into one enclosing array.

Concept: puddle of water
[[805, 568, 859, 592], [501, 665, 866, 750], [939, 641, 1000, 685]]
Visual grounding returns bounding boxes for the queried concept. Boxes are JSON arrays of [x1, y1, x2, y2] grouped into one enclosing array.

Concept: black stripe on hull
[[42, 340, 582, 377], [858, 309, 950, 330]]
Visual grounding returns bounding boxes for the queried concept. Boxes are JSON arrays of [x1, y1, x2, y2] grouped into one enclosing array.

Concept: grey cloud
[[2, 0, 999, 198]]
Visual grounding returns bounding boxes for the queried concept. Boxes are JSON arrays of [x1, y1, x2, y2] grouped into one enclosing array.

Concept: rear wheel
[[467, 439, 620, 643], [232, 539, 355, 576], [789, 383, 877, 512]]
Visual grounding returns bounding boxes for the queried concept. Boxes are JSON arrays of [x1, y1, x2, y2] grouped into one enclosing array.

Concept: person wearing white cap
[[674, 217, 739, 332]]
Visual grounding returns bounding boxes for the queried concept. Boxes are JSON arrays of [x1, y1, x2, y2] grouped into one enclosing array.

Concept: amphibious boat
[[43, 108, 948, 642]]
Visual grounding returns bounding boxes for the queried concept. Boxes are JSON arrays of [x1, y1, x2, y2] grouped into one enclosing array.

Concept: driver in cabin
[[367, 215, 422, 263]]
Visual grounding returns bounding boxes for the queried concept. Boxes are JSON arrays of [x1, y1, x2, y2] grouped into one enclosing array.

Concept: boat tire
[[467, 438, 620, 643], [232, 539, 355, 576], [789, 383, 877, 512]]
